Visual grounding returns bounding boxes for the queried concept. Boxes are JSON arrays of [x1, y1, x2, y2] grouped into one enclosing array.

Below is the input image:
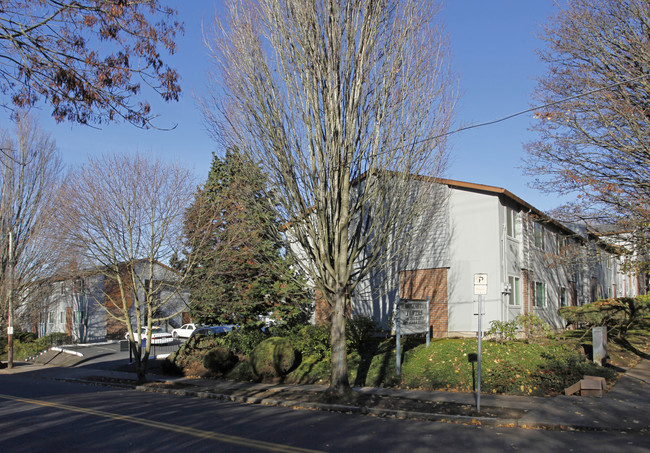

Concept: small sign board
[[399, 299, 429, 335], [474, 273, 488, 295]]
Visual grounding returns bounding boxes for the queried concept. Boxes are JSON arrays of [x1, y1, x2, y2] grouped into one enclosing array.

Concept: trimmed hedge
[[203, 346, 239, 374], [558, 296, 650, 337], [249, 337, 299, 381]]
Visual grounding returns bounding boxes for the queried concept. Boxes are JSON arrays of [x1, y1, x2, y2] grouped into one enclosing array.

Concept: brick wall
[[104, 276, 133, 339], [314, 289, 352, 325], [314, 290, 330, 325], [399, 268, 448, 337], [522, 269, 531, 315]]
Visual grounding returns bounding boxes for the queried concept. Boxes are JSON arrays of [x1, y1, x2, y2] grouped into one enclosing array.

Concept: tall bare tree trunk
[[204, 0, 456, 397], [329, 288, 350, 394]]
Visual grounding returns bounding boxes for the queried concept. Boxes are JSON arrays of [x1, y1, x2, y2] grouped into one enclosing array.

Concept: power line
[[430, 73, 650, 142]]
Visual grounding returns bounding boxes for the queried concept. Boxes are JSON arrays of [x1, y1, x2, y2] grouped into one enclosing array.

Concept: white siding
[[447, 189, 502, 334]]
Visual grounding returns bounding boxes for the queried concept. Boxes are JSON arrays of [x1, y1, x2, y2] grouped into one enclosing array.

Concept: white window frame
[[506, 207, 519, 239], [508, 275, 521, 306], [560, 286, 567, 307]]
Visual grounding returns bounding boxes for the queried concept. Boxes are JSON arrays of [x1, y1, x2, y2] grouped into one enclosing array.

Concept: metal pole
[[477, 294, 482, 413], [7, 231, 14, 369], [425, 297, 431, 347], [395, 300, 401, 376]]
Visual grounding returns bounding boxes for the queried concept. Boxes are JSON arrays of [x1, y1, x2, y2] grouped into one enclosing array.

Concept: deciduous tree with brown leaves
[[0, 0, 182, 127], [526, 0, 650, 290]]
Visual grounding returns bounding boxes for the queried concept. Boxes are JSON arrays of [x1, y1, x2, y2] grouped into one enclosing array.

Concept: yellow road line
[[0, 393, 323, 453]]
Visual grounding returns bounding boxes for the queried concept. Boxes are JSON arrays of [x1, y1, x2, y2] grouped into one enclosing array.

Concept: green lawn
[[280, 321, 650, 395]]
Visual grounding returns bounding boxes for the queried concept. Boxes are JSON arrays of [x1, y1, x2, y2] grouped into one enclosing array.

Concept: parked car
[[125, 326, 173, 344], [190, 325, 235, 338], [171, 323, 199, 339]]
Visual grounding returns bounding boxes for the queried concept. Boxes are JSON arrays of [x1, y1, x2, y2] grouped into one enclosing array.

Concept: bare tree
[[0, 114, 63, 367], [0, 1, 182, 127], [202, 0, 456, 395], [526, 0, 650, 285], [56, 154, 197, 383]]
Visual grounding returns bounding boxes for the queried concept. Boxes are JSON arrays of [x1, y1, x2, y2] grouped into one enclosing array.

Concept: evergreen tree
[[178, 150, 310, 326]]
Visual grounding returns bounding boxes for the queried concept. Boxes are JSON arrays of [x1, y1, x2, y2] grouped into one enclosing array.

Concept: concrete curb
[[132, 384, 564, 430], [51, 347, 84, 358]]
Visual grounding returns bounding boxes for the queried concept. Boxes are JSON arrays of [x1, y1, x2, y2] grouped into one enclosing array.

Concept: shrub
[[531, 348, 616, 395], [161, 358, 183, 376], [203, 346, 238, 375], [48, 332, 72, 346], [516, 314, 551, 341], [559, 296, 650, 338], [346, 315, 382, 351], [486, 319, 518, 342], [12, 339, 48, 360], [164, 334, 224, 375], [9, 333, 62, 361], [226, 360, 256, 381], [221, 325, 268, 356], [15, 328, 37, 343], [289, 324, 331, 361], [250, 337, 299, 380]]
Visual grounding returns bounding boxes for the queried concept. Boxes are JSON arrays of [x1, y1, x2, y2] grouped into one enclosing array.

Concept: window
[[74, 278, 85, 293], [571, 281, 578, 306], [534, 282, 546, 307], [560, 287, 567, 307], [73, 311, 84, 325], [59, 311, 65, 323], [557, 234, 567, 256], [48, 311, 55, 323], [534, 222, 544, 249], [506, 207, 519, 238], [508, 276, 521, 306], [591, 277, 598, 302]]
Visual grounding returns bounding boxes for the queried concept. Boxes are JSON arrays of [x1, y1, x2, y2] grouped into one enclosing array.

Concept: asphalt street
[[0, 371, 648, 453]]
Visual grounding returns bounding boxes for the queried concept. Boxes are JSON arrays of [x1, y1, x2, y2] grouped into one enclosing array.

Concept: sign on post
[[474, 273, 488, 295], [400, 300, 430, 335], [473, 273, 487, 413]]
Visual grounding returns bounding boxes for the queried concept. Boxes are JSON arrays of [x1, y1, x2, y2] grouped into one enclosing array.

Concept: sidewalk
[[3, 349, 650, 432]]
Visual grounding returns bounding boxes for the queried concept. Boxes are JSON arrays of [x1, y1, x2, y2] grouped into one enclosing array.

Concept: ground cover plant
[[160, 304, 650, 396], [1, 330, 72, 363], [559, 296, 650, 339]]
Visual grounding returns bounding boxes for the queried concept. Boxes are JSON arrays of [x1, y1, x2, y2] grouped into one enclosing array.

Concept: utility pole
[[7, 230, 14, 369]]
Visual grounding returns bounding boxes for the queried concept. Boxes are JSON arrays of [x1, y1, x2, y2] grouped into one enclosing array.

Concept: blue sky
[[16, 1, 564, 211]]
